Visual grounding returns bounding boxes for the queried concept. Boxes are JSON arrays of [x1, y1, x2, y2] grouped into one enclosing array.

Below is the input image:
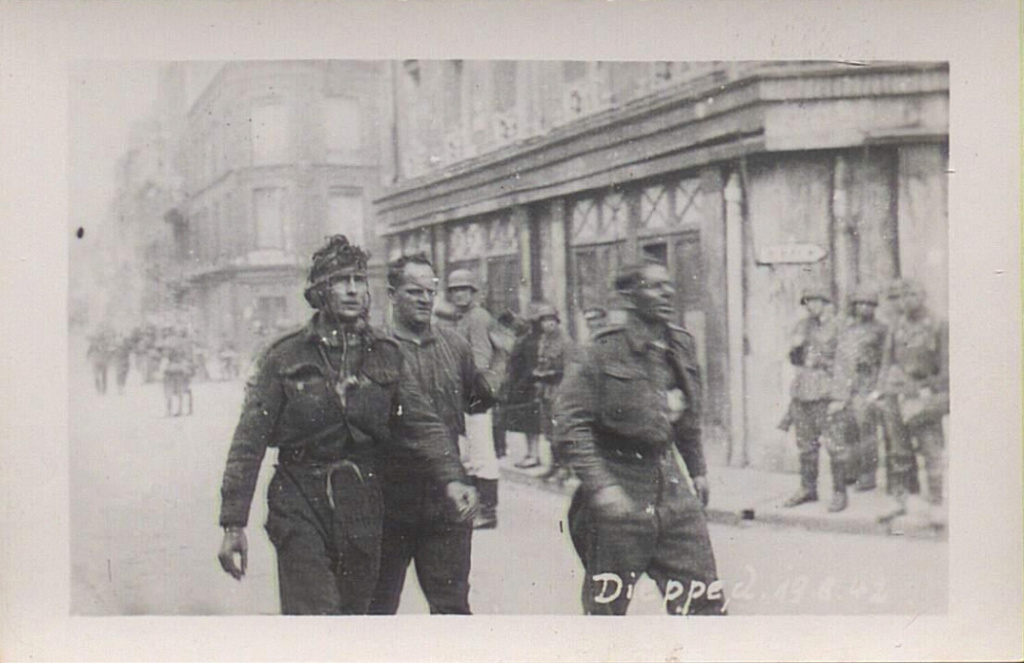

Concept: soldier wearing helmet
[[875, 278, 948, 525], [445, 268, 507, 529], [783, 283, 844, 509], [826, 284, 889, 509], [217, 235, 452, 614]]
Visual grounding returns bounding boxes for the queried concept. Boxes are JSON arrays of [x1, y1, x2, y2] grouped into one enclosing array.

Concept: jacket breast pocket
[[600, 364, 648, 423], [281, 363, 333, 422]]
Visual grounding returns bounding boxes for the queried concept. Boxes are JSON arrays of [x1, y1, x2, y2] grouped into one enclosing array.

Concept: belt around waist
[[596, 440, 668, 463], [277, 445, 368, 468]]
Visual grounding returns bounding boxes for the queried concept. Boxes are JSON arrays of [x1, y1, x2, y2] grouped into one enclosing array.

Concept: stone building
[[375, 60, 949, 471], [173, 61, 387, 355]]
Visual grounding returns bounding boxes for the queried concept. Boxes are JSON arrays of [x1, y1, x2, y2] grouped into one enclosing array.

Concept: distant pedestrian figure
[[113, 335, 132, 395], [163, 331, 193, 416], [87, 332, 112, 395]]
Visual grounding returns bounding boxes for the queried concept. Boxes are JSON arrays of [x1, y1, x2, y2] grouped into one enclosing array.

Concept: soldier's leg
[[411, 520, 473, 614], [915, 422, 946, 505], [267, 511, 341, 614], [877, 398, 919, 522], [329, 471, 383, 615], [570, 496, 655, 615], [785, 401, 824, 506], [465, 412, 500, 528], [853, 397, 879, 490], [650, 483, 726, 615], [367, 516, 416, 615], [825, 411, 853, 512]]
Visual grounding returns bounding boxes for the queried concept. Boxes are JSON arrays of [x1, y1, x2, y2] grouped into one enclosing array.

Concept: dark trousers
[[369, 515, 473, 614], [569, 453, 725, 616], [266, 464, 382, 615]]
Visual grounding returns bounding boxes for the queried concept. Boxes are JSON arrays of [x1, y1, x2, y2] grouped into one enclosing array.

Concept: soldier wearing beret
[[216, 235, 452, 614], [554, 262, 725, 616]]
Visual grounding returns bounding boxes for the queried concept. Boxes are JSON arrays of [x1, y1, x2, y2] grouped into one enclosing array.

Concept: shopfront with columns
[[376, 63, 949, 472]]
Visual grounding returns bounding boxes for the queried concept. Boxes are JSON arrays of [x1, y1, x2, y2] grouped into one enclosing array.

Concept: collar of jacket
[[389, 324, 437, 347], [622, 317, 671, 355], [306, 313, 370, 348]]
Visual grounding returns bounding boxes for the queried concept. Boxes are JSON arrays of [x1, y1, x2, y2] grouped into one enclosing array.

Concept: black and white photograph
[[67, 58, 953, 618], [1, 1, 1021, 661]]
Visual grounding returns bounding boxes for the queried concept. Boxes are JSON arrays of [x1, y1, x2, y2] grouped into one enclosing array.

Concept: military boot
[[877, 470, 909, 523], [926, 473, 944, 506], [472, 478, 498, 530], [784, 453, 819, 507], [827, 459, 849, 513]]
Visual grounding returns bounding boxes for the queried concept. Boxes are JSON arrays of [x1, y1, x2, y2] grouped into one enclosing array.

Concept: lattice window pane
[[640, 185, 671, 230], [487, 217, 518, 256], [674, 178, 704, 225], [571, 198, 600, 245], [601, 192, 628, 240]]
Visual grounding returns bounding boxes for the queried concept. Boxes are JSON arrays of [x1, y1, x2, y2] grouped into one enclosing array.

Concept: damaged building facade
[[375, 61, 949, 471]]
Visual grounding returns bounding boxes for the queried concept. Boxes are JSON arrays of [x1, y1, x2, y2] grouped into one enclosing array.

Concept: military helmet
[[528, 301, 559, 322], [800, 284, 832, 305], [447, 268, 480, 292], [850, 285, 879, 306]]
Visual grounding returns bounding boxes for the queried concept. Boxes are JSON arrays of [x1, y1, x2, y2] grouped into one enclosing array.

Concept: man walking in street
[[826, 285, 889, 509], [783, 284, 845, 511], [554, 262, 726, 616], [875, 279, 949, 524], [446, 268, 509, 529], [369, 254, 500, 615], [216, 236, 453, 614]]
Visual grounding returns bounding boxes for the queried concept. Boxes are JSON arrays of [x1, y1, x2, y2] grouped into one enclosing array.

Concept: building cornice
[[376, 62, 948, 233]]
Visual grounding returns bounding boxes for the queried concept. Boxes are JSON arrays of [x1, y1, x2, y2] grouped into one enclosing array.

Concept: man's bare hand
[[446, 481, 479, 523], [218, 527, 248, 580], [591, 484, 635, 519]]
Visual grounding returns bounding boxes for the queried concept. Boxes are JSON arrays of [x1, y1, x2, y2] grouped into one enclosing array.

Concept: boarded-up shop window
[[253, 187, 286, 250], [250, 104, 289, 166], [327, 188, 365, 247]]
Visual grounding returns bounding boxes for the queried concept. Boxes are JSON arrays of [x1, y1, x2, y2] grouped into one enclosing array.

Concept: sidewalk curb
[[500, 467, 947, 541]]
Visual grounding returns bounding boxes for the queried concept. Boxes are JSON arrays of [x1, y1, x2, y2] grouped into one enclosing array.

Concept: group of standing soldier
[[217, 235, 725, 616], [782, 279, 949, 523]]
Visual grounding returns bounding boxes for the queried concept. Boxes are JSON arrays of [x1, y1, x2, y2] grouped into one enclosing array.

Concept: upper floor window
[[250, 103, 289, 166], [325, 97, 362, 155], [327, 188, 365, 247], [253, 187, 287, 250]]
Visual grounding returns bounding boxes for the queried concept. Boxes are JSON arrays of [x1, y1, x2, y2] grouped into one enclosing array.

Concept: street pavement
[[69, 343, 947, 616]]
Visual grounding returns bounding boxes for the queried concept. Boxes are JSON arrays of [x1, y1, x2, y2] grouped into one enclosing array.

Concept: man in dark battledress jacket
[[554, 262, 725, 616], [216, 236, 453, 615]]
